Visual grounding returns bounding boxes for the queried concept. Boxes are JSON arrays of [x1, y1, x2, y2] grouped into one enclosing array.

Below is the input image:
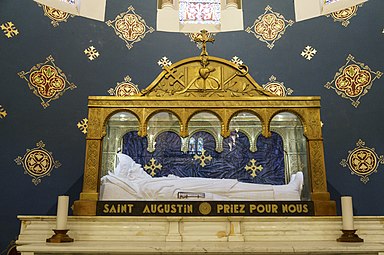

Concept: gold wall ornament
[[77, 118, 88, 134], [301, 46, 317, 61], [38, 4, 74, 27], [0, 105, 7, 119], [84, 46, 100, 61], [327, 4, 363, 27], [18, 55, 77, 108], [340, 139, 384, 184], [144, 158, 163, 177], [262, 75, 293, 97], [324, 54, 382, 108], [245, 5, 294, 49], [0, 21, 19, 38], [107, 75, 139, 96], [245, 159, 263, 178], [14, 141, 61, 185], [106, 5, 154, 50]]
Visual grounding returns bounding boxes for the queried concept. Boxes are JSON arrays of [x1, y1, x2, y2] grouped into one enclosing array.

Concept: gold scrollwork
[[106, 6, 154, 49], [245, 5, 294, 49], [324, 54, 382, 108], [18, 55, 77, 108]]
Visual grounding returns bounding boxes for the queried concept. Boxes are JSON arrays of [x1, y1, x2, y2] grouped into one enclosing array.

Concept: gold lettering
[[250, 204, 256, 213], [164, 204, 170, 213], [288, 204, 296, 213], [282, 204, 288, 213], [272, 204, 278, 213], [158, 204, 164, 213], [239, 204, 245, 213], [217, 204, 224, 213], [103, 204, 109, 213], [151, 204, 157, 213], [109, 205, 116, 213], [143, 205, 150, 213], [171, 204, 177, 213], [303, 204, 308, 213], [257, 204, 265, 213], [187, 204, 193, 213]]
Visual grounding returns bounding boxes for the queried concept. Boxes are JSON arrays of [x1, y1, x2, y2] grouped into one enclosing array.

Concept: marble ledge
[[17, 241, 384, 255]]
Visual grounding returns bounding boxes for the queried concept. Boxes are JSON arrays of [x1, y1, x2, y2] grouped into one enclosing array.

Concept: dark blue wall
[[0, 0, 383, 250]]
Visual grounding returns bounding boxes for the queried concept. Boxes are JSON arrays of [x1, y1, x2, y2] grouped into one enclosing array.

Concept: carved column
[[305, 109, 336, 215], [73, 108, 104, 216]]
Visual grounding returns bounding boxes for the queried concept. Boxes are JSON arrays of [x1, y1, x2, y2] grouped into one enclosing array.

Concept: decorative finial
[[193, 30, 215, 57]]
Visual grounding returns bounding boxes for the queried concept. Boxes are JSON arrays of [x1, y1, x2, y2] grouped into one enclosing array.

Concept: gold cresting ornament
[[15, 141, 61, 185]]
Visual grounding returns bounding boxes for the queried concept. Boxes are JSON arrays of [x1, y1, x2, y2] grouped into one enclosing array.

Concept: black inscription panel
[[97, 201, 314, 216]]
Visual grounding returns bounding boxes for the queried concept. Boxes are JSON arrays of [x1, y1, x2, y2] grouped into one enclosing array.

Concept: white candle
[[56, 196, 69, 230], [341, 196, 354, 230]]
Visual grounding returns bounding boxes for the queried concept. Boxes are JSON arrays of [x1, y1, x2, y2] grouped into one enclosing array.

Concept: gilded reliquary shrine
[[74, 44, 336, 216]]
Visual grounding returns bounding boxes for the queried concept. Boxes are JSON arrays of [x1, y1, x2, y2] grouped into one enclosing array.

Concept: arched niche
[[228, 111, 262, 153], [270, 112, 309, 200], [187, 111, 223, 152], [146, 111, 181, 152], [101, 111, 139, 177]]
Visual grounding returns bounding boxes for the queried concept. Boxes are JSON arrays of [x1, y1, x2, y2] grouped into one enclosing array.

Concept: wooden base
[[337, 229, 364, 242], [46, 229, 74, 243]]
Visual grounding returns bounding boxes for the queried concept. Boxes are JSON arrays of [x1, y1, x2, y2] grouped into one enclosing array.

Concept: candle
[[56, 196, 69, 230], [341, 196, 354, 230]]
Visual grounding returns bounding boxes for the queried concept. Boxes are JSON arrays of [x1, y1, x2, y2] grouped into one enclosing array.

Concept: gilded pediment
[[140, 55, 274, 98]]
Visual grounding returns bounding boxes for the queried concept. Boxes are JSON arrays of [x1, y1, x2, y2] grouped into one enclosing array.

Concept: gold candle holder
[[46, 229, 74, 243], [337, 229, 364, 242]]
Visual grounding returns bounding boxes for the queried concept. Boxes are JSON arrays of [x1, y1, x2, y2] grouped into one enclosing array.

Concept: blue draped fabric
[[122, 131, 285, 185]]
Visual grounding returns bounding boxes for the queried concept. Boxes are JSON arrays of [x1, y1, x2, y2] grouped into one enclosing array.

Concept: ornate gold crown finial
[[193, 30, 215, 57]]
